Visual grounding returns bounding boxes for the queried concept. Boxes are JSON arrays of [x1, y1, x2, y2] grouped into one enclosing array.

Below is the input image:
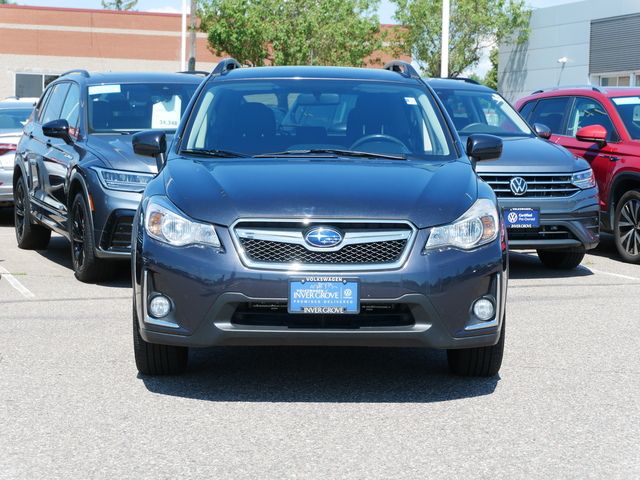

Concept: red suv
[[516, 87, 640, 263]]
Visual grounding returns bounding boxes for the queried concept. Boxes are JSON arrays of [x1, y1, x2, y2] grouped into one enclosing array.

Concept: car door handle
[[603, 155, 620, 162]]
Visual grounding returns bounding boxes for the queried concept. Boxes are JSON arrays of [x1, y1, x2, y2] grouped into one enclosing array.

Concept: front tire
[[133, 307, 188, 375], [14, 175, 51, 250], [536, 247, 585, 270], [614, 189, 640, 263], [447, 320, 505, 377], [69, 193, 114, 283]]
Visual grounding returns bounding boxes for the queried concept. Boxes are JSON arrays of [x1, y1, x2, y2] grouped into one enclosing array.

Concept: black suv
[[430, 79, 599, 269], [130, 60, 508, 377], [13, 71, 201, 281]]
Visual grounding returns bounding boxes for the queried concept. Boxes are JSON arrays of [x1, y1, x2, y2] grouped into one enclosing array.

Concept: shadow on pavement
[[586, 233, 621, 262], [508, 251, 594, 279], [36, 236, 131, 288], [141, 346, 499, 403]]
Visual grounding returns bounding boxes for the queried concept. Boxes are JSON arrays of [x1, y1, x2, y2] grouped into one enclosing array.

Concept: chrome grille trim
[[480, 173, 579, 198], [230, 218, 417, 271]]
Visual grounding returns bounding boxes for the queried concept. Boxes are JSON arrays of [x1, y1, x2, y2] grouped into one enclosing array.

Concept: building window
[[600, 75, 630, 87], [15, 73, 59, 98]]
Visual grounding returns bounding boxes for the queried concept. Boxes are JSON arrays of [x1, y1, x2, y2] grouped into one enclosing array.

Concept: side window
[[528, 97, 570, 135], [518, 101, 536, 122], [567, 97, 618, 141], [35, 87, 53, 123], [40, 83, 70, 125], [60, 83, 81, 136]]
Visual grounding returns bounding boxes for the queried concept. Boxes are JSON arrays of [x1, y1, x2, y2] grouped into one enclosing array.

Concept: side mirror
[[533, 123, 552, 140], [466, 134, 503, 169], [132, 130, 167, 171], [576, 124, 607, 145], [42, 119, 72, 144]]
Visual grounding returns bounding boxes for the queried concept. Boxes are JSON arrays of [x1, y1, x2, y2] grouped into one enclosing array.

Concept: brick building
[[0, 4, 405, 99]]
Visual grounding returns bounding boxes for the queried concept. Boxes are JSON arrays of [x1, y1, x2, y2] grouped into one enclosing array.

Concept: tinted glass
[[36, 87, 53, 123], [60, 83, 81, 132], [518, 101, 536, 122], [611, 96, 640, 140], [0, 108, 33, 131], [41, 83, 70, 124], [87, 83, 197, 133], [184, 79, 453, 159], [528, 97, 570, 135], [435, 88, 532, 137], [567, 97, 617, 141]]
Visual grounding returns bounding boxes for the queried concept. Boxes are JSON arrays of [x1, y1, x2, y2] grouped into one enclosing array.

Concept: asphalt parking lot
[[0, 206, 638, 479]]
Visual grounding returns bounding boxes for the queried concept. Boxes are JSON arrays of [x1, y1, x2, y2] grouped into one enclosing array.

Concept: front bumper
[[499, 188, 599, 250], [84, 169, 142, 259], [133, 225, 508, 350]]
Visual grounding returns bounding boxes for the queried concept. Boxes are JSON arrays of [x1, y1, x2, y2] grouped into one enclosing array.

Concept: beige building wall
[[0, 54, 216, 98]]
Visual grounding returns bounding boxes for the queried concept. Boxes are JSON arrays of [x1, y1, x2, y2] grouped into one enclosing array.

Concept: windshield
[[611, 96, 640, 140], [0, 107, 32, 132], [182, 79, 454, 159], [88, 83, 197, 134], [435, 88, 532, 137]]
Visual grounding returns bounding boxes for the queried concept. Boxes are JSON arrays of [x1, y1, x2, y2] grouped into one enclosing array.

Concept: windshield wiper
[[180, 148, 250, 158], [255, 148, 406, 160]]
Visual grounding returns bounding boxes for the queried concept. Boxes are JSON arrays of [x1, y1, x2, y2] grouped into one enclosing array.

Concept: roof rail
[[211, 58, 242, 76], [531, 84, 604, 95], [444, 76, 481, 85], [60, 69, 90, 78], [177, 70, 210, 76], [383, 60, 421, 80]]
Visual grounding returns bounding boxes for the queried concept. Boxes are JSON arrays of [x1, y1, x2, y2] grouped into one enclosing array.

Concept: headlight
[[144, 198, 221, 248], [571, 169, 596, 189], [94, 167, 155, 192], [425, 198, 499, 251]]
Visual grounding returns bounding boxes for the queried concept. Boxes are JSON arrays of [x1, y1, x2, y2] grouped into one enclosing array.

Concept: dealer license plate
[[288, 277, 359, 314], [504, 207, 540, 229]]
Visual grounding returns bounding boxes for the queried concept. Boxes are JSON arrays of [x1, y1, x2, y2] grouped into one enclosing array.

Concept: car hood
[[163, 158, 478, 228], [86, 134, 159, 173], [473, 136, 590, 174]]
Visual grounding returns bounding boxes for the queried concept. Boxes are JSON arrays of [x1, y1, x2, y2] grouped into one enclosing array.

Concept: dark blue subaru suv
[[131, 60, 508, 377]]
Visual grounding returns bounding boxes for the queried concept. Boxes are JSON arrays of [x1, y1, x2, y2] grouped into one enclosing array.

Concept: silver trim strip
[[142, 270, 180, 329], [230, 218, 418, 272], [464, 272, 502, 331], [235, 227, 411, 253]]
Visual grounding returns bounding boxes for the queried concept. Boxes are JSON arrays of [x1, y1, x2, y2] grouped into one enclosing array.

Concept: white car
[[0, 99, 35, 206]]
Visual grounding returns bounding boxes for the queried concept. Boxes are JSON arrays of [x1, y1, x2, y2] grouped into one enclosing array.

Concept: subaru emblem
[[304, 227, 343, 248], [510, 176, 528, 196]]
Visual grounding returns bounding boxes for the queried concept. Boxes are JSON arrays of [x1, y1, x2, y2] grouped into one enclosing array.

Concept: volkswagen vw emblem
[[304, 227, 343, 248], [510, 176, 528, 196]]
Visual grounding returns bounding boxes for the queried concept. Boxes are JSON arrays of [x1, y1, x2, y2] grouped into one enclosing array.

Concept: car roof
[[523, 85, 640, 100], [214, 65, 419, 83], [427, 78, 495, 93], [59, 71, 203, 85], [0, 100, 36, 109]]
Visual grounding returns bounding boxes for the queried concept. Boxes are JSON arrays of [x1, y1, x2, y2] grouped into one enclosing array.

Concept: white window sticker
[[404, 97, 418, 105], [88, 84, 122, 95], [152, 96, 182, 129], [612, 96, 640, 105]]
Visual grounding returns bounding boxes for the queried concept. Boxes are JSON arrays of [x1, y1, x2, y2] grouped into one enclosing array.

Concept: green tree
[[484, 47, 499, 90], [392, 0, 530, 78], [0, 0, 14, 4], [199, 0, 382, 67], [101, 0, 138, 10]]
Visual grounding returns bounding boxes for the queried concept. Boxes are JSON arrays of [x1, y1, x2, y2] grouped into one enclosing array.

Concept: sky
[[9, 0, 581, 23]]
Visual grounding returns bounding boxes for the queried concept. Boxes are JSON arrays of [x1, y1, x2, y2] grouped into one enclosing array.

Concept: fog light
[[473, 298, 495, 321], [149, 295, 171, 318]]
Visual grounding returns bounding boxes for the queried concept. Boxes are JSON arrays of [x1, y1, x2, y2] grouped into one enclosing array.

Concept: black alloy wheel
[[615, 190, 640, 263], [70, 198, 86, 271], [69, 193, 114, 283], [14, 175, 51, 250]]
